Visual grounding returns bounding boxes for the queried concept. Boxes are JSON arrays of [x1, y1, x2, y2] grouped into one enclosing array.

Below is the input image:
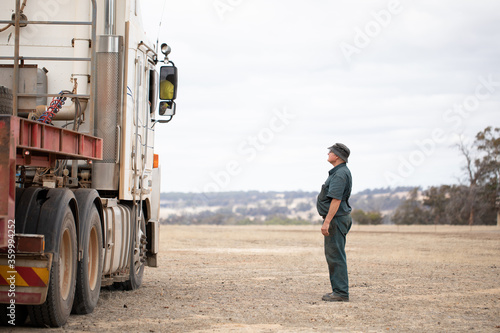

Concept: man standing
[[316, 143, 352, 302]]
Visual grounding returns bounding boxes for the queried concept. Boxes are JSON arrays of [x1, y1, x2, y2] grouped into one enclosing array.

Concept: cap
[[328, 143, 350, 163]]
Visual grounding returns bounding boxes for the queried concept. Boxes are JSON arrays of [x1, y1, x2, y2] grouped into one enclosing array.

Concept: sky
[[139, 0, 500, 194]]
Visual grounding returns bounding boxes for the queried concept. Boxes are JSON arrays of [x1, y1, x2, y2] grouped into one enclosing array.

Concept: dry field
[[8, 224, 500, 332]]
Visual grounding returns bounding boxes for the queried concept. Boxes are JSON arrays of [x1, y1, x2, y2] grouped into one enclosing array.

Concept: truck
[[0, 0, 177, 327]]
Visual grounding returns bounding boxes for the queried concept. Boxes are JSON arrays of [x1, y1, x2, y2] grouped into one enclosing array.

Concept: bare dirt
[[8, 224, 500, 332]]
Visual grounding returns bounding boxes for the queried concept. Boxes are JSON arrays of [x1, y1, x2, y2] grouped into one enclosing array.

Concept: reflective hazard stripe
[[0, 265, 49, 287], [0, 274, 7, 286]]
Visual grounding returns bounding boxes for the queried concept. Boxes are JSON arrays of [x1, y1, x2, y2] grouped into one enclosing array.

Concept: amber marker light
[[153, 154, 159, 168]]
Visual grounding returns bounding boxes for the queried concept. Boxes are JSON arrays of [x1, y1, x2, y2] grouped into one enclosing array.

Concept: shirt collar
[[328, 162, 347, 175]]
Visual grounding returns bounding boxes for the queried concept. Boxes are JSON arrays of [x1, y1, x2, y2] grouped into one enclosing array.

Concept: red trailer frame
[[0, 115, 102, 248]]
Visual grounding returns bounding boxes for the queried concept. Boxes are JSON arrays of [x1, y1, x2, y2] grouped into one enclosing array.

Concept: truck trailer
[[0, 0, 177, 327]]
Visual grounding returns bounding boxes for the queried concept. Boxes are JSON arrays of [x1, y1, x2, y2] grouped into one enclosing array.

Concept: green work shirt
[[316, 163, 352, 217]]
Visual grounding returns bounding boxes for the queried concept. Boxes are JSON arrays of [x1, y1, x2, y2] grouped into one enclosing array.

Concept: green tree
[[352, 209, 383, 225], [457, 127, 500, 225], [476, 127, 500, 182], [365, 211, 384, 225], [475, 127, 500, 225], [423, 186, 450, 224], [392, 188, 431, 225], [423, 185, 470, 225], [351, 209, 367, 224]]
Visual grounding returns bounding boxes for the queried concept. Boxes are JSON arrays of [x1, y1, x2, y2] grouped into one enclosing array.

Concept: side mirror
[[159, 65, 178, 100], [155, 44, 178, 124], [159, 101, 176, 116]]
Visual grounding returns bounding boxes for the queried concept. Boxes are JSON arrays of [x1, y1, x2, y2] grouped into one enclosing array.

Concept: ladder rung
[[17, 93, 90, 99], [0, 20, 92, 26], [0, 56, 91, 62]]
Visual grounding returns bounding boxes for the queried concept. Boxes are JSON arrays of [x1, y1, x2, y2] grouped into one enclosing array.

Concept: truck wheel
[[28, 206, 77, 327], [117, 211, 146, 290], [0, 86, 13, 115], [130, 213, 146, 289], [72, 206, 102, 314]]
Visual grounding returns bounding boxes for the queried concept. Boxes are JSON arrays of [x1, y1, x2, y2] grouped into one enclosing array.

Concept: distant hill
[[160, 191, 317, 207], [350, 186, 414, 215], [159, 188, 413, 225]]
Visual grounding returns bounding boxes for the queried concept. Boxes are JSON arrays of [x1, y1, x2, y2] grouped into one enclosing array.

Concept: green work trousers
[[324, 214, 352, 298]]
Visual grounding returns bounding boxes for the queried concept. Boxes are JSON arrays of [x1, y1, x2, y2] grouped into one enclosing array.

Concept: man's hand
[[321, 220, 330, 236], [321, 199, 341, 236]]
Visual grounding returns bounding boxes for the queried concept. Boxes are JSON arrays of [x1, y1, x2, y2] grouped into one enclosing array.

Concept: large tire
[[0, 86, 13, 115], [72, 206, 103, 314], [28, 206, 77, 327], [117, 210, 146, 290]]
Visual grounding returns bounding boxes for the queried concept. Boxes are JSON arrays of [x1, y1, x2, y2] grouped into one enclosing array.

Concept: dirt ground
[[8, 224, 500, 333]]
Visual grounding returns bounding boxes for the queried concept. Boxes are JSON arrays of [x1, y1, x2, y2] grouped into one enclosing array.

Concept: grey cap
[[328, 143, 350, 163]]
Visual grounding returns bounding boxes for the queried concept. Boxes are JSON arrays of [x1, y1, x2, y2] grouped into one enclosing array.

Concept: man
[[316, 143, 352, 302], [160, 79, 174, 100]]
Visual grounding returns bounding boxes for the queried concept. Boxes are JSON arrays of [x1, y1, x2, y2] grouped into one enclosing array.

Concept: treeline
[[161, 188, 408, 214], [350, 186, 413, 212], [355, 186, 413, 196], [351, 209, 384, 225], [392, 127, 499, 225], [160, 190, 317, 208], [235, 202, 312, 216], [164, 211, 311, 226]]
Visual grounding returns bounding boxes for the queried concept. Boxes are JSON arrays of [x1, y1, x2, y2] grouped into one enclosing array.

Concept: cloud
[[141, 0, 500, 193]]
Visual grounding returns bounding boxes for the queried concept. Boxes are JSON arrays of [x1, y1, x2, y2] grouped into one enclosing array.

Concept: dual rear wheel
[[28, 206, 77, 327], [73, 206, 103, 315], [28, 201, 103, 327], [5, 190, 146, 327]]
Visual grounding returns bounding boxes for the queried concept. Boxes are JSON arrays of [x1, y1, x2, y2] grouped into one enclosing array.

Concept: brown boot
[[322, 293, 349, 302]]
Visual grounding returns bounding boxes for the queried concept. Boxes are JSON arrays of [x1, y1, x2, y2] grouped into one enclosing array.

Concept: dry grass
[[22, 224, 500, 333]]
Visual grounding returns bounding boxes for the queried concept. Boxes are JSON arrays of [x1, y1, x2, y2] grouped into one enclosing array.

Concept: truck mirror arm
[[151, 116, 173, 127]]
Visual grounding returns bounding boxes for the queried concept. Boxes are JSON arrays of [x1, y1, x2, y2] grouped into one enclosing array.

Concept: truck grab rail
[[7, 0, 97, 122]]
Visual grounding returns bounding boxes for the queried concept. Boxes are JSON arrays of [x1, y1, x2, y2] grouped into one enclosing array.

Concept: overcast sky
[[140, 0, 500, 194]]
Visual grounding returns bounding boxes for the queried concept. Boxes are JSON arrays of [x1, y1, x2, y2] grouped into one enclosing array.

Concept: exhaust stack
[[92, 34, 123, 190], [105, 0, 116, 35]]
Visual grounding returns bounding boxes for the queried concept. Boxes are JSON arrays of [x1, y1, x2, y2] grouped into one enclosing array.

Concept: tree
[[392, 188, 431, 225], [352, 209, 383, 225], [457, 127, 500, 225], [423, 185, 469, 225], [423, 186, 450, 225], [475, 127, 500, 225], [366, 211, 384, 225], [458, 139, 482, 225], [475, 127, 500, 182]]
